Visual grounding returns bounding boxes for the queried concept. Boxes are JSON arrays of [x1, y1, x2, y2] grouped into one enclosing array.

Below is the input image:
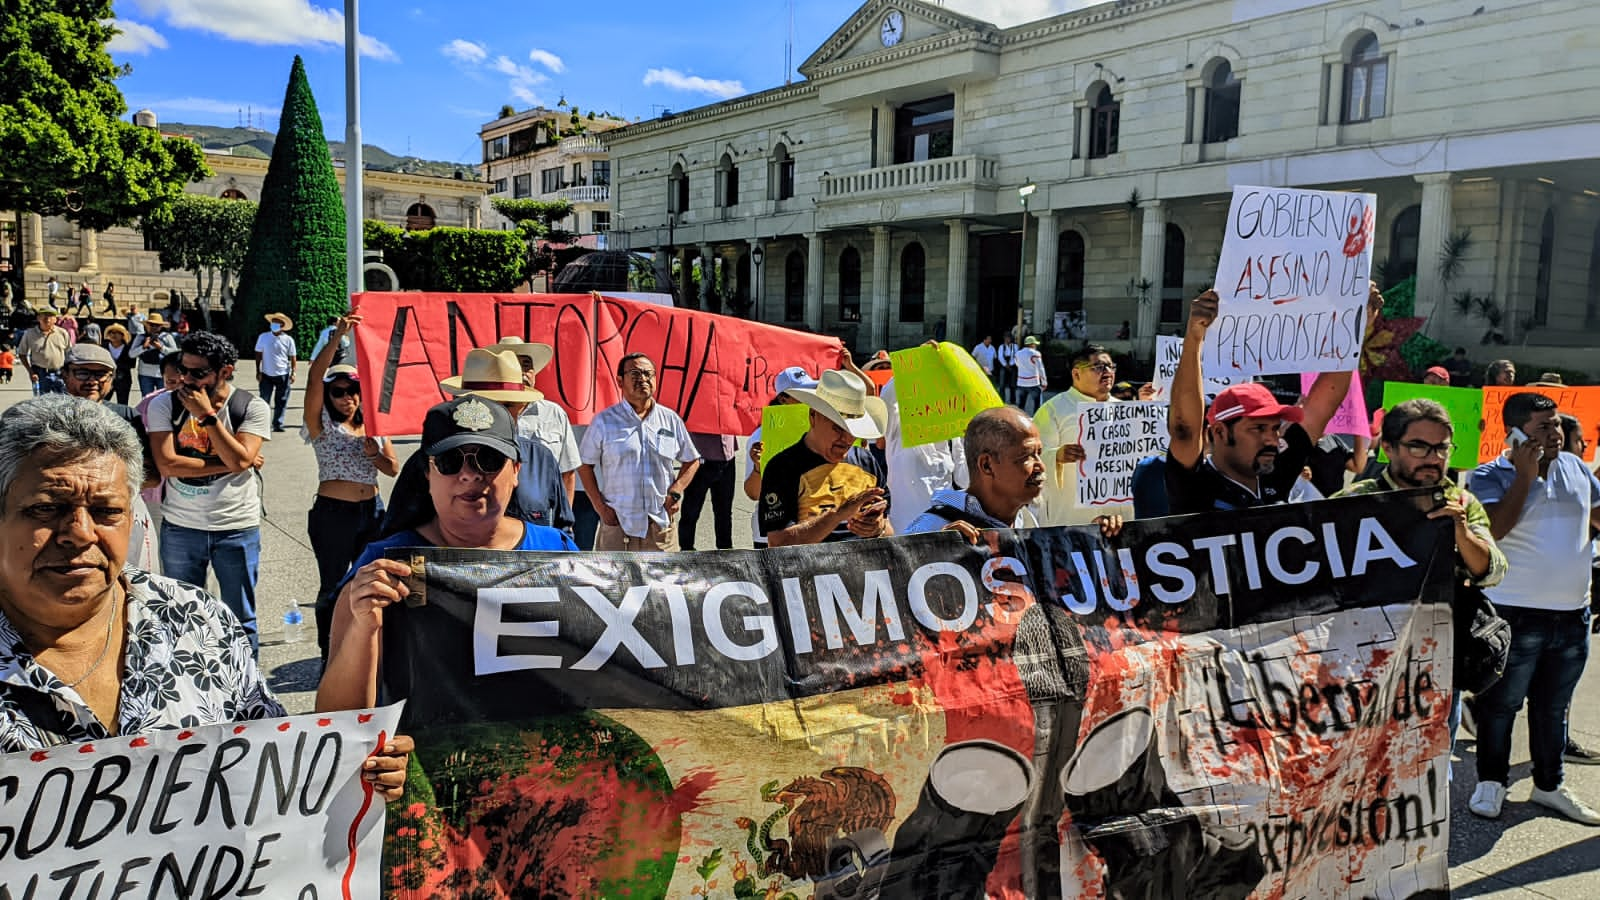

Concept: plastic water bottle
[[283, 603, 304, 644]]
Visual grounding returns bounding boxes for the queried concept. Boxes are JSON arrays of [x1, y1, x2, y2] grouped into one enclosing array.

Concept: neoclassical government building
[[607, 0, 1600, 366]]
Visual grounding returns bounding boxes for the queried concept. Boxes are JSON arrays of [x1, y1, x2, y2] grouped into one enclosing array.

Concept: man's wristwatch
[[196, 414, 218, 428]]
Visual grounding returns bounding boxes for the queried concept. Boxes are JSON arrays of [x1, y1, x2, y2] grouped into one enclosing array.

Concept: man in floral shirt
[[0, 396, 408, 799]]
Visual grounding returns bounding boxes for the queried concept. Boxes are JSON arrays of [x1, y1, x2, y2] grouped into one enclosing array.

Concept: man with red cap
[[1423, 366, 1451, 386], [1164, 287, 1383, 515]]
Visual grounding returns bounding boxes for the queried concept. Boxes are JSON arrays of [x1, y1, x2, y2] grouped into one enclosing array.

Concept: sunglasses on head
[[431, 445, 509, 476], [326, 384, 360, 399]]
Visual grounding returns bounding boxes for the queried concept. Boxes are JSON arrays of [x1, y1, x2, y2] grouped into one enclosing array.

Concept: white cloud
[[129, 0, 396, 60], [441, 38, 487, 65], [527, 48, 564, 73], [642, 68, 745, 99], [105, 19, 168, 54], [126, 96, 283, 119], [490, 55, 547, 105], [943, 0, 1097, 26]]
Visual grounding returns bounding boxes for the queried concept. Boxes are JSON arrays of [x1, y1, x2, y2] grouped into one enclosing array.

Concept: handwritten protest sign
[[889, 342, 1004, 447], [1379, 382, 1484, 470], [351, 292, 842, 437], [759, 404, 812, 473], [1150, 335, 1242, 400], [1300, 372, 1368, 435], [1076, 401, 1170, 506], [1210, 186, 1376, 377], [1479, 385, 1600, 463], [0, 705, 401, 900]]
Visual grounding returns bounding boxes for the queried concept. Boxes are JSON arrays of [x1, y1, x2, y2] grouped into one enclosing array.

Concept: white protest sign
[[1150, 335, 1243, 401], [1076, 401, 1170, 506], [1209, 185, 1375, 377], [0, 704, 402, 899]]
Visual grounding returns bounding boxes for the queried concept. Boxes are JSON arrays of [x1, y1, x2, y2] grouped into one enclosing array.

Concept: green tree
[[0, 2, 208, 228], [140, 194, 257, 306], [233, 55, 346, 348], [491, 198, 573, 284]]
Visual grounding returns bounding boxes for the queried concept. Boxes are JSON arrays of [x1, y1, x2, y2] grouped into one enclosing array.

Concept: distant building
[[605, 0, 1600, 368], [1, 109, 491, 310], [480, 106, 627, 245]]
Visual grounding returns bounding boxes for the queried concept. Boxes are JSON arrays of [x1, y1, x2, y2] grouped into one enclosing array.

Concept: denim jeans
[[680, 459, 735, 550], [35, 371, 65, 395], [160, 522, 262, 652], [1016, 385, 1042, 414], [138, 373, 163, 396], [1474, 605, 1591, 790], [307, 495, 383, 662], [258, 374, 291, 429], [571, 490, 601, 551]]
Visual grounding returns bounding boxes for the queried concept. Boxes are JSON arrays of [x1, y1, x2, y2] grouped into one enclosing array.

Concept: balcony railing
[[557, 184, 610, 204], [820, 155, 999, 199], [557, 135, 608, 158]]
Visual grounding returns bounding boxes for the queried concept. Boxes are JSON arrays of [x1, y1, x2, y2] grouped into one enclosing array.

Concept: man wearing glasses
[[578, 353, 700, 551], [1032, 343, 1147, 526], [146, 332, 271, 652], [60, 343, 162, 572]]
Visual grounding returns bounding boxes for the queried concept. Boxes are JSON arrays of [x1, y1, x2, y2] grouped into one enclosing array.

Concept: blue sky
[[107, 0, 1089, 165]]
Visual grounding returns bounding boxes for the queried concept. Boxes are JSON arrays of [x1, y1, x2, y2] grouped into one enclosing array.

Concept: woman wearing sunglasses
[[316, 396, 576, 713], [303, 315, 399, 662]]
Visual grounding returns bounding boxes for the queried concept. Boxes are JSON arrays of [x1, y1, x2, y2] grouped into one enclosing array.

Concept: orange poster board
[[1478, 386, 1600, 463]]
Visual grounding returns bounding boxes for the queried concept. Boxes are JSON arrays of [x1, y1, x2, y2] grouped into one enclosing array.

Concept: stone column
[[871, 226, 891, 350], [877, 102, 897, 168], [805, 232, 824, 331], [1136, 200, 1166, 345], [79, 226, 99, 273], [25, 213, 46, 269], [944, 219, 970, 346], [1031, 210, 1058, 337], [1413, 173, 1456, 324], [700, 243, 718, 313]]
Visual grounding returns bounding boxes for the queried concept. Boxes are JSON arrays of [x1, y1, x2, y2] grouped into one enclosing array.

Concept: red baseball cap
[[1425, 366, 1451, 381], [1206, 382, 1306, 425]]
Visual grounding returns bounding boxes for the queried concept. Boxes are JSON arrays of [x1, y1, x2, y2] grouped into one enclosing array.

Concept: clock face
[[881, 10, 904, 47]]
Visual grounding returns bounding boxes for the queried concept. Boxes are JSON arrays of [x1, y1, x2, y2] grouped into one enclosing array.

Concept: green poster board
[[888, 342, 1004, 447], [1379, 382, 1483, 470], [759, 405, 812, 473]]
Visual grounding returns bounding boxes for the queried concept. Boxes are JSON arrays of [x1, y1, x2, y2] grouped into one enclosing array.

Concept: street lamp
[[751, 242, 765, 318], [1016, 183, 1037, 340]]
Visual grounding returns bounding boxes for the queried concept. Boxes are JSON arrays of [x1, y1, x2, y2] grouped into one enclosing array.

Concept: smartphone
[[1507, 427, 1531, 448], [1431, 489, 1447, 511]]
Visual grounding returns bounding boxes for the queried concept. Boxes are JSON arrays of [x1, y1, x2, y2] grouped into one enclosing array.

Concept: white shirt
[[253, 331, 296, 377], [1472, 452, 1600, 611], [579, 400, 699, 537], [1032, 387, 1134, 526], [997, 342, 1017, 367], [882, 379, 969, 536], [518, 400, 581, 473], [1015, 347, 1046, 387], [145, 389, 272, 531], [971, 342, 997, 374]]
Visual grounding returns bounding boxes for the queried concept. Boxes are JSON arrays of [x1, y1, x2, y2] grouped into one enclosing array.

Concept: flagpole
[[344, 0, 364, 304]]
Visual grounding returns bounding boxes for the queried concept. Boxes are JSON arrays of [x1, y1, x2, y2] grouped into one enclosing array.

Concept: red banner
[[351, 292, 843, 437]]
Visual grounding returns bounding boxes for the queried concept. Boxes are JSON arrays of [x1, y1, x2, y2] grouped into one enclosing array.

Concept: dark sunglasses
[[431, 446, 509, 476], [326, 384, 360, 399], [177, 364, 213, 380]]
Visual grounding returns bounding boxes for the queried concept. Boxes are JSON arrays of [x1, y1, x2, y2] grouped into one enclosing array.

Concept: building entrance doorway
[[975, 233, 1022, 342]]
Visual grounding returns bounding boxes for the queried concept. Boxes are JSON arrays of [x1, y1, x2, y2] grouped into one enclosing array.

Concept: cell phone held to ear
[[1507, 427, 1531, 449]]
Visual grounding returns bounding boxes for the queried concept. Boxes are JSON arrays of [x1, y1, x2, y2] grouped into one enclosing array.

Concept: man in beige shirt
[[18, 307, 73, 395]]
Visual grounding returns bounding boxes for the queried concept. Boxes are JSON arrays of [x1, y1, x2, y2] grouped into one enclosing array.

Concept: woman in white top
[[302, 314, 398, 661]]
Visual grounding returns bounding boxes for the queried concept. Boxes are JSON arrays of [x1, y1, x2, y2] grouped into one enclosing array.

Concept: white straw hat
[[785, 370, 888, 441]]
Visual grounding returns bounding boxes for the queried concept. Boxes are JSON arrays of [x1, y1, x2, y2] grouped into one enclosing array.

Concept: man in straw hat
[[134, 311, 178, 396], [487, 335, 581, 508], [254, 312, 298, 432], [761, 369, 892, 546], [18, 307, 72, 395], [578, 353, 701, 551]]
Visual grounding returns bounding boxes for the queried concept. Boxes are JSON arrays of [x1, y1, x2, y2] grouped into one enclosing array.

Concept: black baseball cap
[[421, 396, 522, 462]]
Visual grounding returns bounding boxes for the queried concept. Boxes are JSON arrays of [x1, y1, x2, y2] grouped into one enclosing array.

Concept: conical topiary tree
[[234, 55, 345, 350]]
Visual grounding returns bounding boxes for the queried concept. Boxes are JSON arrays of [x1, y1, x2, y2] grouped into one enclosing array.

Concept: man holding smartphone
[[1467, 392, 1600, 824], [761, 370, 892, 546]]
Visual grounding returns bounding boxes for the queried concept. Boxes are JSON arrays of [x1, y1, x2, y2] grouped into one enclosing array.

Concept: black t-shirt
[[1443, 357, 1473, 385], [1305, 434, 1355, 497], [759, 440, 888, 542], [1164, 423, 1315, 516]]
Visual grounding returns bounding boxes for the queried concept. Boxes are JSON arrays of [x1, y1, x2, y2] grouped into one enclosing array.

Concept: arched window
[[839, 247, 862, 322], [1090, 84, 1120, 159], [405, 203, 436, 230], [1204, 60, 1240, 143], [784, 250, 805, 323], [1534, 208, 1555, 326], [1343, 33, 1388, 123], [1387, 205, 1421, 285], [219, 188, 248, 201], [1587, 222, 1600, 328], [1161, 223, 1186, 324], [899, 243, 925, 323], [717, 153, 738, 207], [1055, 230, 1086, 313], [669, 163, 689, 214], [772, 143, 795, 201]]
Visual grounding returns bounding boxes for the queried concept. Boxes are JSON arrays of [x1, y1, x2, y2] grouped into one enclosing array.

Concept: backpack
[[1454, 584, 1512, 694]]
